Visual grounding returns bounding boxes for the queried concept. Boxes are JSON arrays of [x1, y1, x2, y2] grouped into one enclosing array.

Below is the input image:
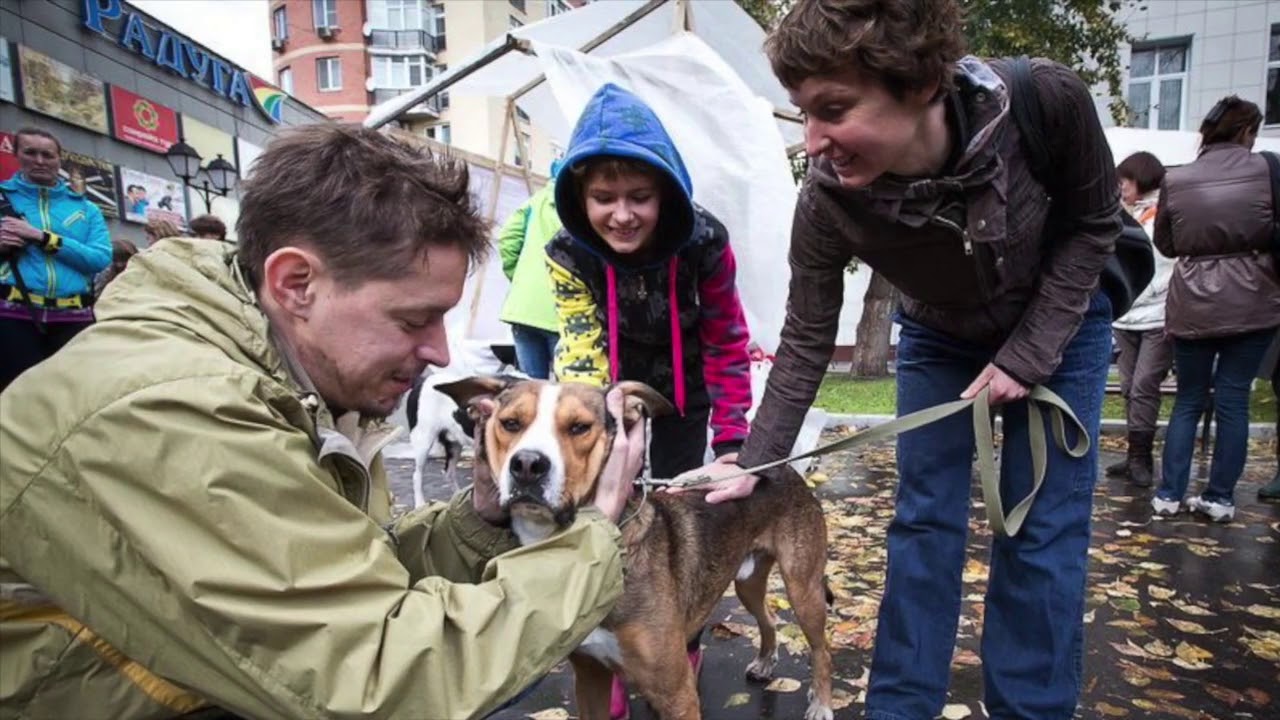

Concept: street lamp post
[[165, 137, 238, 214]]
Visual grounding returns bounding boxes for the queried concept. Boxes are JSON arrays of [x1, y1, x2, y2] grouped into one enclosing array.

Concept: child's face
[[583, 170, 661, 255]]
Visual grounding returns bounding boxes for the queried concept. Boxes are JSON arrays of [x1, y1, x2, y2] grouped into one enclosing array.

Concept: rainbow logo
[[249, 75, 285, 124]]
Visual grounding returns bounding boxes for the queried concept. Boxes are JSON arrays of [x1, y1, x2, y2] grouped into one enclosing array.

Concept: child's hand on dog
[[594, 387, 647, 522]]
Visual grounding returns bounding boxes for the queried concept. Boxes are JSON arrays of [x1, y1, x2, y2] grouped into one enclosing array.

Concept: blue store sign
[[82, 0, 283, 124]]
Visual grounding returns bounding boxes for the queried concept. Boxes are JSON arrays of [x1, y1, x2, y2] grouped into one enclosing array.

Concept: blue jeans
[[866, 293, 1110, 720], [1156, 328, 1277, 505], [510, 324, 559, 380]]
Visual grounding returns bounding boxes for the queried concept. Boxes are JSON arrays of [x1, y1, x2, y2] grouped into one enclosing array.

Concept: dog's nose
[[509, 449, 551, 487]]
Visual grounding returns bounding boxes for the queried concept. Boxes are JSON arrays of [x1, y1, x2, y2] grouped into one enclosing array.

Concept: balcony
[[369, 29, 442, 53], [371, 87, 442, 116]]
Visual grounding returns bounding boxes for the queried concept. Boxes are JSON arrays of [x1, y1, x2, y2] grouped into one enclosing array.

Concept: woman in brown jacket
[[1150, 97, 1280, 522]]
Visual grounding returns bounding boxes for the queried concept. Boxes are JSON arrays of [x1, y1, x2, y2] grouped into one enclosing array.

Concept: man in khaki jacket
[[0, 125, 638, 719]]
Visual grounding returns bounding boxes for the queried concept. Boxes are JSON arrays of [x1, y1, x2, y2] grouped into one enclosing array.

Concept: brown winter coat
[[1153, 142, 1280, 340], [740, 57, 1122, 467]]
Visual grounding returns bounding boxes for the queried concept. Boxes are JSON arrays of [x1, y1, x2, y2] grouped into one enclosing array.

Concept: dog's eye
[[500, 418, 522, 433], [568, 422, 592, 436]]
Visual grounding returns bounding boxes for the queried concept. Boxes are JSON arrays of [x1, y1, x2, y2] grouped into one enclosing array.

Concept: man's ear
[[261, 247, 324, 319], [435, 375, 522, 422]]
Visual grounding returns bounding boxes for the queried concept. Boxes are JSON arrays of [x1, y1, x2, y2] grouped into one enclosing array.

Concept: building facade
[[1111, 0, 1280, 138], [0, 0, 327, 245], [270, 0, 581, 173]]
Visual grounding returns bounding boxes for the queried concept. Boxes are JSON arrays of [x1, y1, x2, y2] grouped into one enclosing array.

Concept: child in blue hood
[[545, 83, 753, 718]]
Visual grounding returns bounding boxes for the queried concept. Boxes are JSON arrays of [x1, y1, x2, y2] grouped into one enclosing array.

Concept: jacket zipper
[[39, 189, 56, 297], [932, 214, 995, 299]]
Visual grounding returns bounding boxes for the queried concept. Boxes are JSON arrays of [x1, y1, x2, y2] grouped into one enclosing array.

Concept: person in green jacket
[[0, 125, 642, 720], [498, 160, 564, 378]]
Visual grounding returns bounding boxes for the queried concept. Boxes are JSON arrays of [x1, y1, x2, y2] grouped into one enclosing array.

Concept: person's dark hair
[[189, 214, 227, 241], [568, 156, 662, 191], [1116, 151, 1165, 196], [1199, 95, 1262, 149], [127, 184, 145, 193], [14, 127, 62, 155], [765, 0, 966, 98], [236, 124, 489, 288], [111, 239, 139, 265]]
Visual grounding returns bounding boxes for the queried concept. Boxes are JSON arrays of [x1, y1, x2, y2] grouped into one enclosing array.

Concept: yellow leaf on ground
[[807, 471, 830, 485], [765, 677, 802, 693], [830, 688, 856, 710], [527, 709, 570, 720], [1165, 618, 1224, 635], [1147, 585, 1176, 600], [724, 693, 751, 708], [1245, 604, 1280, 620], [940, 704, 972, 719], [1095, 701, 1130, 716], [1142, 639, 1174, 658]]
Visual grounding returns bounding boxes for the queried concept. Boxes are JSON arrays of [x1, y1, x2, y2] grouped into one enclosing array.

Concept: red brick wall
[[270, 0, 369, 121]]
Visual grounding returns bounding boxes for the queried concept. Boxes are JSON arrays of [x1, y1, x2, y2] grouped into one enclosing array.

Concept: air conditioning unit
[[317, 25, 337, 39], [271, 37, 286, 51]]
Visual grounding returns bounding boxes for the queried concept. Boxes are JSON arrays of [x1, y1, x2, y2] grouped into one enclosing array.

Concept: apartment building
[[1110, 0, 1280, 137], [269, 0, 582, 171]]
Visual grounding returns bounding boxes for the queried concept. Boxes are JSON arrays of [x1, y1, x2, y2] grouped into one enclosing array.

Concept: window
[[546, 0, 571, 17], [372, 55, 432, 88], [272, 6, 288, 40], [316, 57, 341, 91], [513, 131, 532, 167], [369, 0, 430, 30], [509, 15, 524, 30], [1267, 25, 1280, 125], [426, 123, 451, 145], [1126, 40, 1189, 130], [312, 0, 337, 29], [437, 64, 450, 108], [278, 67, 294, 95], [516, 106, 530, 122], [431, 4, 446, 49], [509, 0, 526, 12]]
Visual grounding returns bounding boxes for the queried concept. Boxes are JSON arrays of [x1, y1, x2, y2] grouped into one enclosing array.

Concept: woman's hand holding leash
[[665, 455, 759, 504], [962, 363, 1029, 405]]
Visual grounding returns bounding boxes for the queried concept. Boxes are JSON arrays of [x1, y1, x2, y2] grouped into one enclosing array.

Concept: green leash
[[655, 386, 1090, 538]]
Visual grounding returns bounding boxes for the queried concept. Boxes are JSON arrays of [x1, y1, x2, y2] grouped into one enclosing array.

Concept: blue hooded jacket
[[1, 172, 111, 301]]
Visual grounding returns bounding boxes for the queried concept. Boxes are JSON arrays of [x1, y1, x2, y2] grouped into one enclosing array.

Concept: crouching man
[[0, 125, 639, 719]]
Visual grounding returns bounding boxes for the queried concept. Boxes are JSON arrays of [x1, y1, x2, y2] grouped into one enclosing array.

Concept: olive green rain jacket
[[0, 238, 624, 719]]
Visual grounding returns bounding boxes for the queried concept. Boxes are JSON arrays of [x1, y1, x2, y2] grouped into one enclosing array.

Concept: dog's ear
[[435, 375, 514, 422], [610, 381, 674, 428]]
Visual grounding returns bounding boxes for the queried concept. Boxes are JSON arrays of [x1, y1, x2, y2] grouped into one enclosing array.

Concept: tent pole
[[507, 101, 536, 194], [673, 0, 693, 32], [467, 107, 516, 337], [509, 0, 668, 103]]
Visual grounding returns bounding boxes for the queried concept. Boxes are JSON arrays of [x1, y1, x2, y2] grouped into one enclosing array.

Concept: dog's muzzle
[[506, 449, 552, 503]]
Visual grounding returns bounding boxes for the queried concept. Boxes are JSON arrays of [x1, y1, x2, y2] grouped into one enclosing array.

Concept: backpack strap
[[1006, 56, 1053, 191]]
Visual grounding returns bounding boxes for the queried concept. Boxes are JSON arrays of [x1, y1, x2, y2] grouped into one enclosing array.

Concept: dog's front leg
[[569, 652, 614, 720]]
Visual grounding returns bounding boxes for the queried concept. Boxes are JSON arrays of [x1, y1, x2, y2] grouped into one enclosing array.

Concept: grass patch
[[816, 374, 1277, 423]]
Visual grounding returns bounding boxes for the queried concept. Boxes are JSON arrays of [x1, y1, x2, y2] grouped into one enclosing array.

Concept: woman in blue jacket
[[0, 127, 111, 391]]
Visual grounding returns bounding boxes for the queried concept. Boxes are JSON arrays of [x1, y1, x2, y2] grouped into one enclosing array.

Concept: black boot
[[1260, 469, 1280, 502], [1126, 430, 1155, 488], [1105, 456, 1129, 477]]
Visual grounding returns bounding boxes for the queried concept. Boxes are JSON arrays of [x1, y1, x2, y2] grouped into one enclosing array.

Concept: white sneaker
[[1151, 496, 1181, 517], [1187, 495, 1235, 523]]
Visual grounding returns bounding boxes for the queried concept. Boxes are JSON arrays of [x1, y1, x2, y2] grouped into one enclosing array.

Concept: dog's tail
[[406, 375, 426, 431]]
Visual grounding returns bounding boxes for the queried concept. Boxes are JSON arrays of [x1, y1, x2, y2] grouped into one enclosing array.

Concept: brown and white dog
[[438, 376, 833, 720]]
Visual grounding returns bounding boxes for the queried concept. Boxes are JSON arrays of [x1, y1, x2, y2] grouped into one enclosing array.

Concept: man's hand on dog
[[665, 454, 759, 504]]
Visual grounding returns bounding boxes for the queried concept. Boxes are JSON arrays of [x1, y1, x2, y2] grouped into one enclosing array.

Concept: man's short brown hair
[[236, 124, 488, 288], [765, 0, 966, 99], [189, 214, 227, 241]]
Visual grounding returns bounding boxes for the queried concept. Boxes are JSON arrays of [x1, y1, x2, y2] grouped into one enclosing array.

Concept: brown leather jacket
[[1154, 143, 1280, 340], [740, 57, 1122, 467]]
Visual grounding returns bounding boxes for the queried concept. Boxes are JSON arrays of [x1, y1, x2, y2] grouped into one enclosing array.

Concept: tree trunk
[[848, 270, 898, 378]]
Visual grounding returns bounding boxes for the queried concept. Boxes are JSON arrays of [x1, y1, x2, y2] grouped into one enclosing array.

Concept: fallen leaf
[[724, 693, 751, 708], [830, 688, 856, 710], [806, 471, 830, 485], [1244, 687, 1272, 706], [1095, 701, 1129, 716], [1142, 689, 1185, 701], [1147, 585, 1176, 600], [1165, 618, 1224, 635], [527, 710, 570, 720], [1109, 597, 1141, 613], [1142, 639, 1173, 658], [940, 704, 971, 719], [1244, 604, 1280, 620], [1204, 683, 1244, 707], [1109, 640, 1149, 658], [1172, 641, 1213, 670], [1168, 599, 1216, 616], [764, 677, 802, 693]]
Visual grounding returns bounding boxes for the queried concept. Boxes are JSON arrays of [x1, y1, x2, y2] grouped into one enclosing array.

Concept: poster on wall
[[110, 86, 178, 153], [0, 133, 19, 181], [181, 116, 236, 170], [17, 45, 108, 134], [60, 150, 119, 219], [0, 38, 15, 104], [119, 166, 186, 228]]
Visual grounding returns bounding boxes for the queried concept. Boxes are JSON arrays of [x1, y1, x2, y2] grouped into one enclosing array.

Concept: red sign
[[0, 133, 19, 182], [110, 85, 178, 154]]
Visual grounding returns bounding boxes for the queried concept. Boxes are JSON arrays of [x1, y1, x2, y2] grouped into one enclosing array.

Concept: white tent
[[366, 0, 804, 353], [1105, 126, 1280, 167]]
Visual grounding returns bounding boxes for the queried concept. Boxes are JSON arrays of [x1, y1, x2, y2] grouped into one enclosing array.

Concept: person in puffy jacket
[[0, 127, 111, 391], [1106, 151, 1173, 487], [0, 124, 644, 720], [1150, 96, 1280, 522], [498, 159, 564, 378]]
